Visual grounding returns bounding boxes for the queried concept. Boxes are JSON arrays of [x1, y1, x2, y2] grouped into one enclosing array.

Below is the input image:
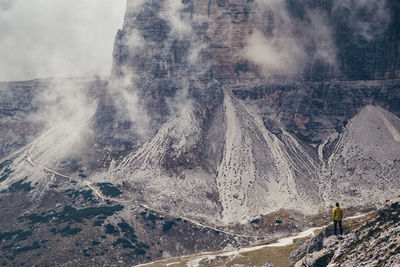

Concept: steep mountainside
[[113, 0, 400, 82], [93, 0, 400, 224], [0, 0, 400, 266], [0, 80, 43, 159]]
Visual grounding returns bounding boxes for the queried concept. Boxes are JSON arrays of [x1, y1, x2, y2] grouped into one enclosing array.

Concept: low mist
[[244, 0, 390, 77], [0, 0, 125, 82]]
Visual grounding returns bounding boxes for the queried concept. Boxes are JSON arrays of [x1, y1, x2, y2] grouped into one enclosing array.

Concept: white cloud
[[244, 0, 307, 76], [307, 11, 338, 67], [333, 0, 389, 40], [244, 30, 306, 76], [244, 0, 339, 76], [160, 0, 192, 38], [0, 0, 126, 82]]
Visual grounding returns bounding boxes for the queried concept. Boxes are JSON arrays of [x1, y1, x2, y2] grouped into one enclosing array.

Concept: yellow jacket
[[333, 206, 343, 221]]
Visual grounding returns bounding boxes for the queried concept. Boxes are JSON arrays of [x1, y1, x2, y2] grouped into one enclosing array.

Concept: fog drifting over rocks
[[0, 0, 126, 82]]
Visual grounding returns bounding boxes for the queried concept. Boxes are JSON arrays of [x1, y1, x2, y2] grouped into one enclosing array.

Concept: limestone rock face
[[113, 0, 400, 83], [105, 0, 400, 149], [0, 1, 400, 266], [2, 0, 400, 227], [95, 0, 400, 225]]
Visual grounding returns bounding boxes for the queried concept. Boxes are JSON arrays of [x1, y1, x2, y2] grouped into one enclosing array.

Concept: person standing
[[332, 202, 343, 236]]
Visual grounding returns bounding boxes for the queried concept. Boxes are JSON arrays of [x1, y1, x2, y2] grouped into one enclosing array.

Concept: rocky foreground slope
[[291, 197, 400, 267]]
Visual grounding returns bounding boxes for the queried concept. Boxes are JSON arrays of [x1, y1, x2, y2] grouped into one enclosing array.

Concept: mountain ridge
[[0, 0, 400, 265]]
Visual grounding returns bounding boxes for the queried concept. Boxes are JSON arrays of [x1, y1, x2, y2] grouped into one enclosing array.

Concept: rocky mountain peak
[[0, 1, 400, 265]]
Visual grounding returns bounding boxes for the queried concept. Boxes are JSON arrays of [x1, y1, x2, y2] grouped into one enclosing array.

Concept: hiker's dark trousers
[[334, 220, 343, 235]]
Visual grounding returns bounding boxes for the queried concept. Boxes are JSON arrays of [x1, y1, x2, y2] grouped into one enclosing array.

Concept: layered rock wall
[[93, 0, 400, 223], [113, 0, 400, 83]]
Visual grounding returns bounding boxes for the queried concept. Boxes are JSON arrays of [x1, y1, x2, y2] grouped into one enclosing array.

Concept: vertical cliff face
[[108, 0, 400, 138], [1, 1, 399, 266], [331, 0, 400, 80], [112, 0, 400, 84], [94, 0, 400, 224], [112, 0, 254, 82], [103, 0, 400, 147], [108, 0, 400, 142]]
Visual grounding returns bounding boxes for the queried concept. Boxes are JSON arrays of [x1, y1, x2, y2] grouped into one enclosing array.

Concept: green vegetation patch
[[82, 248, 90, 257], [0, 160, 14, 183], [136, 242, 150, 249], [22, 205, 124, 225], [55, 205, 124, 223], [24, 213, 51, 224], [14, 231, 33, 242], [0, 160, 11, 170], [0, 231, 20, 242], [134, 247, 147, 255], [58, 225, 82, 236], [13, 241, 40, 255], [2, 243, 14, 250], [9, 179, 33, 192], [117, 222, 137, 241], [106, 221, 150, 253], [113, 238, 135, 249], [105, 224, 119, 235], [140, 211, 163, 222], [111, 238, 149, 256], [162, 221, 176, 232], [96, 183, 122, 197], [93, 220, 104, 226], [0, 230, 32, 243], [64, 189, 98, 203]]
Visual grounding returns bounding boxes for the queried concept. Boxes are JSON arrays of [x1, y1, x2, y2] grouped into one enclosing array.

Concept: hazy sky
[[0, 0, 126, 82]]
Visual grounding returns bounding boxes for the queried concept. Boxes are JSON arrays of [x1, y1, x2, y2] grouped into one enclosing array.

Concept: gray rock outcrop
[[291, 197, 400, 266]]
